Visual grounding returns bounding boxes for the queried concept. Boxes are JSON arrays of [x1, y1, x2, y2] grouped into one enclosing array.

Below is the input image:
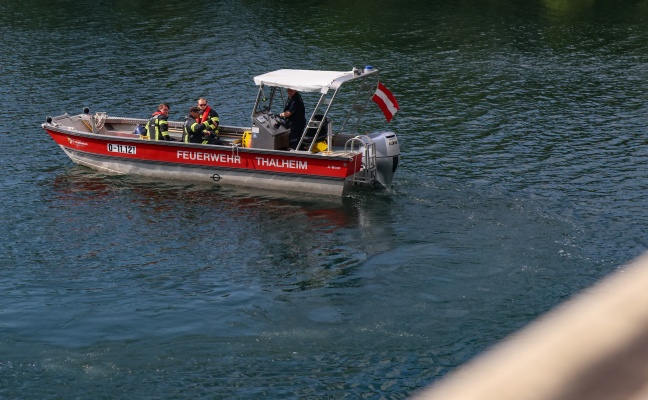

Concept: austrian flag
[[372, 82, 399, 122]]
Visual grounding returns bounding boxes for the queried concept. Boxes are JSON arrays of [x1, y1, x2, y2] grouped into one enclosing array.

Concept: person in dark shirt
[[279, 88, 306, 149]]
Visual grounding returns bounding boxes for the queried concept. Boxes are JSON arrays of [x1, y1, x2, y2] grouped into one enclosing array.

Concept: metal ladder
[[298, 91, 337, 152], [298, 70, 380, 152], [345, 136, 377, 185]]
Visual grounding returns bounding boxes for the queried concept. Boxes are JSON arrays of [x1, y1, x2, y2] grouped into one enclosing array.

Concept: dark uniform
[[198, 106, 221, 144], [182, 117, 210, 144], [145, 112, 171, 141], [199, 106, 220, 135], [283, 91, 306, 149]]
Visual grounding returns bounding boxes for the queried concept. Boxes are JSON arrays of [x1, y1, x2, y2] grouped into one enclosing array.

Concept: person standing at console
[[279, 89, 306, 149]]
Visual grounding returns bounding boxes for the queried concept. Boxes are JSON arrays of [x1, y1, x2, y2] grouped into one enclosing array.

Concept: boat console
[[251, 112, 290, 150]]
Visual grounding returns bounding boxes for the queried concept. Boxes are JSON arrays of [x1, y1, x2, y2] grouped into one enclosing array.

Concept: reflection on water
[[45, 167, 381, 294]]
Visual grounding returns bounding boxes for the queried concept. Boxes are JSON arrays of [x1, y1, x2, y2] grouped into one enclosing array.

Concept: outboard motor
[[366, 131, 400, 188]]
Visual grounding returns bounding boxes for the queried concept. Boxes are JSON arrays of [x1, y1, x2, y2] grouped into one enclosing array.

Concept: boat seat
[[80, 114, 107, 134]]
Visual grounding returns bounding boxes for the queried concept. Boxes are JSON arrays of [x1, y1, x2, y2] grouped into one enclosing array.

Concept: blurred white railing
[[412, 252, 648, 400]]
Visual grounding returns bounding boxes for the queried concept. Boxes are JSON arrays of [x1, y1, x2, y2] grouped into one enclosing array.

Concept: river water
[[2, 0, 648, 398]]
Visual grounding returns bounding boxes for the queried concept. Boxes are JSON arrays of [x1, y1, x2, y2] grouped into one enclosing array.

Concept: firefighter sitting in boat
[[144, 103, 171, 141], [183, 106, 217, 144], [196, 97, 220, 143]]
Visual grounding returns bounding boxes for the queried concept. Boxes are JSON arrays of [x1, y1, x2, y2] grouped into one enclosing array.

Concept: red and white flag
[[372, 82, 399, 122]]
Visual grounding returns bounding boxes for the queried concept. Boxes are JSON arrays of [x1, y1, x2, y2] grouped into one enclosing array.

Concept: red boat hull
[[45, 128, 364, 197]]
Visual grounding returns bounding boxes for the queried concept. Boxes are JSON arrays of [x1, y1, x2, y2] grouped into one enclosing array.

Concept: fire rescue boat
[[41, 67, 400, 197]]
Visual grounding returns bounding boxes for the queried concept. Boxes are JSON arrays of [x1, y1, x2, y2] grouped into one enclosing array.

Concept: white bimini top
[[253, 69, 358, 93]]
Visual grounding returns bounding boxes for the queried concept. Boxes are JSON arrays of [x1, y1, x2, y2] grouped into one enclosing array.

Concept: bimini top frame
[[252, 67, 381, 151]]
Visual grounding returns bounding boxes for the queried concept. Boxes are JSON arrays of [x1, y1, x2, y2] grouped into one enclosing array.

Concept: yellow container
[[312, 140, 328, 153], [242, 131, 252, 148]]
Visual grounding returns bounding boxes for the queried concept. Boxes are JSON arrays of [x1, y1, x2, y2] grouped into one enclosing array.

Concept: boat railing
[[340, 69, 379, 133], [345, 135, 376, 185]]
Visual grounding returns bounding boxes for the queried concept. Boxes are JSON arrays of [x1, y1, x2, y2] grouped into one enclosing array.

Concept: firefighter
[[183, 106, 211, 144], [279, 89, 306, 149], [144, 103, 171, 141], [196, 97, 220, 143]]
